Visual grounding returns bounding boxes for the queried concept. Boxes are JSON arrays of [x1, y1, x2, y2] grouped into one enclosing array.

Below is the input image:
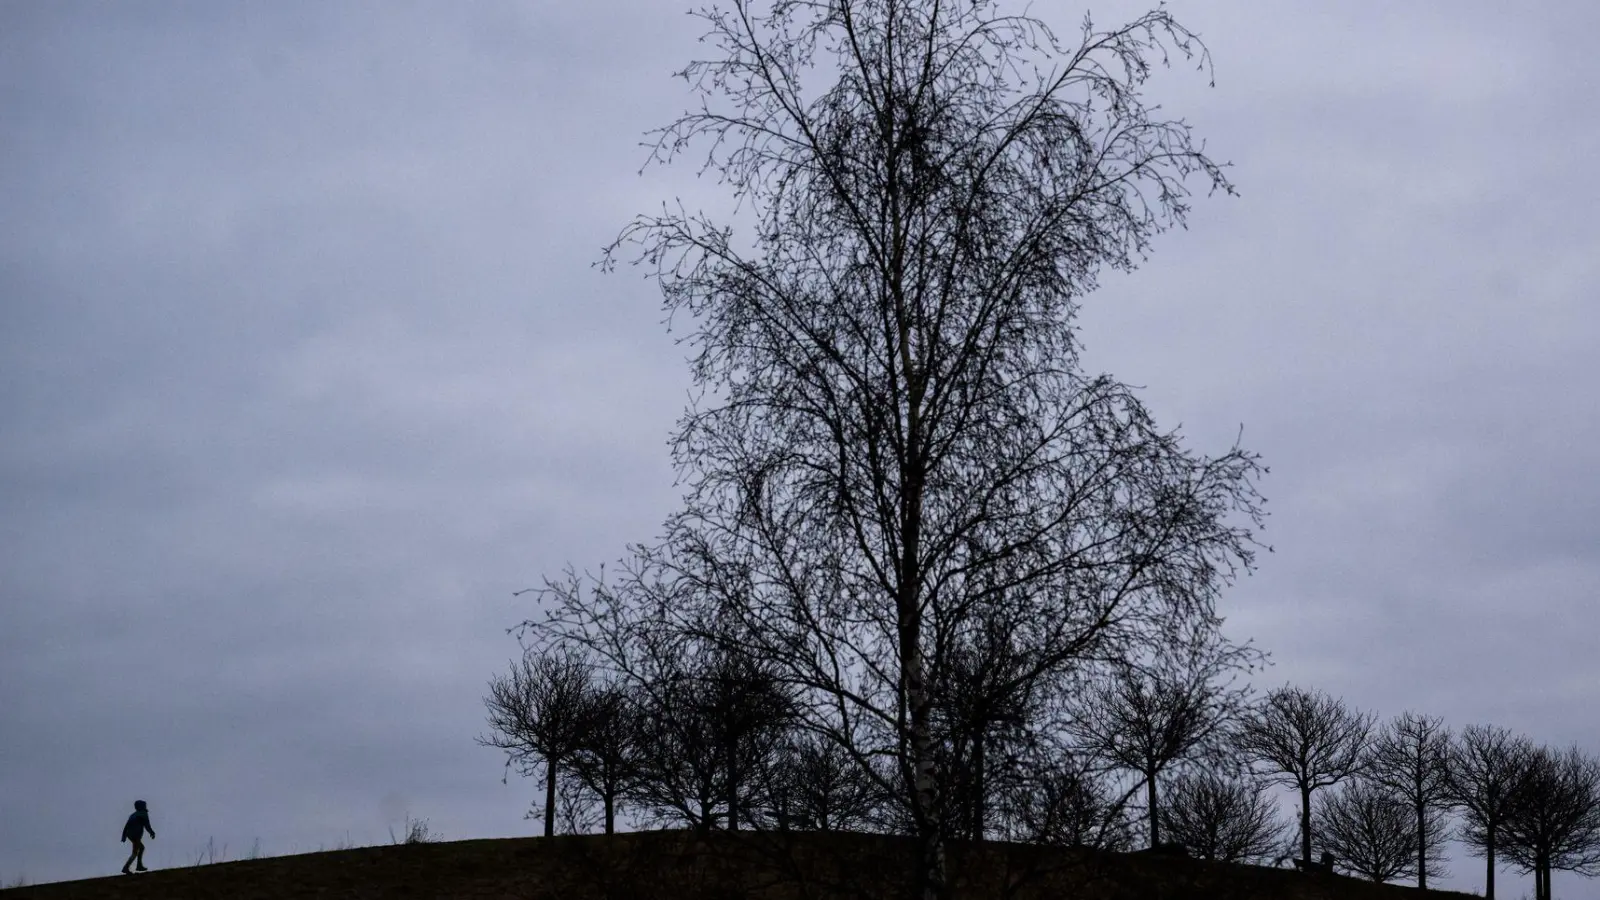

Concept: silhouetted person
[[120, 800, 155, 874]]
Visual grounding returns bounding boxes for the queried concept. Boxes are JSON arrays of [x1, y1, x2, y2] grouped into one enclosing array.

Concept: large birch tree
[[525, 2, 1264, 897]]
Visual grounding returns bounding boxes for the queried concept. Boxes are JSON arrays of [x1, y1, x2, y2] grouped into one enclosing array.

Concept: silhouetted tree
[[999, 750, 1136, 850], [1314, 779, 1418, 883], [704, 650, 796, 831], [1233, 686, 1374, 866], [1449, 724, 1536, 900], [631, 658, 724, 831], [1158, 769, 1289, 863], [1069, 626, 1262, 847], [1366, 711, 1452, 888], [636, 675, 714, 829], [569, 683, 648, 834], [766, 729, 890, 832], [928, 607, 1046, 842], [479, 648, 594, 838], [629, 648, 795, 833], [531, 0, 1265, 895], [1500, 744, 1600, 900]]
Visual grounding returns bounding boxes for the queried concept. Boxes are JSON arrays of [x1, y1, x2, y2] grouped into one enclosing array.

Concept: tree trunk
[[1300, 784, 1312, 865], [972, 737, 985, 842], [905, 644, 946, 900], [544, 757, 557, 838], [603, 790, 615, 835], [1484, 825, 1494, 900], [899, 366, 941, 899], [1147, 770, 1161, 848], [727, 745, 739, 832], [1417, 800, 1427, 889]]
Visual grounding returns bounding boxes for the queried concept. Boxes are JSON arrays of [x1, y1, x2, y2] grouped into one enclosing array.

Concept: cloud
[[1, 2, 1595, 895]]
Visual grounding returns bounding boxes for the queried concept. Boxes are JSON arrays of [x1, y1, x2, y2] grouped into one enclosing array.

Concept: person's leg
[[122, 843, 136, 874], [134, 840, 147, 870]]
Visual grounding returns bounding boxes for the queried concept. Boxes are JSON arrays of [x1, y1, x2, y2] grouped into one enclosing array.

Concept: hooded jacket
[[122, 808, 154, 843]]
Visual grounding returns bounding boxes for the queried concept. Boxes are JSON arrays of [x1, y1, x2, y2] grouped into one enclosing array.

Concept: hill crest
[[3, 829, 1478, 900]]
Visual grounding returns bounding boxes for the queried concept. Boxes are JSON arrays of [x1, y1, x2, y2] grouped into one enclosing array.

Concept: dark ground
[[1, 830, 1479, 900]]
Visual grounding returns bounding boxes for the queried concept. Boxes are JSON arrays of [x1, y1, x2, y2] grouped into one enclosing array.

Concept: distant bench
[[1288, 853, 1336, 874]]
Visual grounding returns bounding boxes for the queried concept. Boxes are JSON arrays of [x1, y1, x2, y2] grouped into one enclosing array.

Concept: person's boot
[[121, 866, 132, 875], [135, 865, 148, 872]]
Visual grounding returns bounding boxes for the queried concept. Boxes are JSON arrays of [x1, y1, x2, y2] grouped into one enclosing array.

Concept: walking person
[[120, 800, 155, 874]]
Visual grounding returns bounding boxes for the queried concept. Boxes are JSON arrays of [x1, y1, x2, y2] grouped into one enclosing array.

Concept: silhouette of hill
[[3, 829, 1480, 899]]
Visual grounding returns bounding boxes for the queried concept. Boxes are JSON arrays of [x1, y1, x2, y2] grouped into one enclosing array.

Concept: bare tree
[[766, 729, 890, 832], [1069, 625, 1262, 847], [629, 647, 795, 833], [1233, 685, 1374, 867], [703, 650, 797, 831], [1366, 711, 1453, 888], [1158, 769, 1289, 863], [1500, 744, 1600, 900], [1449, 724, 1536, 900], [568, 683, 648, 834], [532, 1, 1266, 896], [1313, 779, 1418, 883], [999, 751, 1135, 851], [631, 662, 726, 831], [928, 605, 1048, 842], [478, 648, 594, 838]]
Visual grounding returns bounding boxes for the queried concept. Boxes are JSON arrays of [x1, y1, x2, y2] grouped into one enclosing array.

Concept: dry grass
[[1, 829, 1480, 900]]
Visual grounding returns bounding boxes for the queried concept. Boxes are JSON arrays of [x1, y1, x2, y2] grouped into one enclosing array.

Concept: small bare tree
[[569, 683, 648, 834], [479, 648, 594, 837], [1158, 769, 1289, 863], [928, 607, 1045, 842], [1365, 711, 1453, 888], [1449, 724, 1536, 900], [704, 650, 796, 832], [630, 647, 795, 833], [766, 729, 890, 832], [1500, 744, 1600, 900], [1069, 626, 1262, 847], [1232, 685, 1374, 867], [632, 663, 725, 831], [1314, 779, 1418, 883], [1000, 751, 1135, 850]]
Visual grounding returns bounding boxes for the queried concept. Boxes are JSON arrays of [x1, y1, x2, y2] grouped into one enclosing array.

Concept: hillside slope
[[4, 830, 1479, 900]]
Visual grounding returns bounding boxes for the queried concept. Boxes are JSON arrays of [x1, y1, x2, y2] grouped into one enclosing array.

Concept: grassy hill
[[3, 830, 1478, 900]]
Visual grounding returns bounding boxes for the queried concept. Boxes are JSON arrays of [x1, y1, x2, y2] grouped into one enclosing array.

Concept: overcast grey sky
[[2, 1, 1596, 893]]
